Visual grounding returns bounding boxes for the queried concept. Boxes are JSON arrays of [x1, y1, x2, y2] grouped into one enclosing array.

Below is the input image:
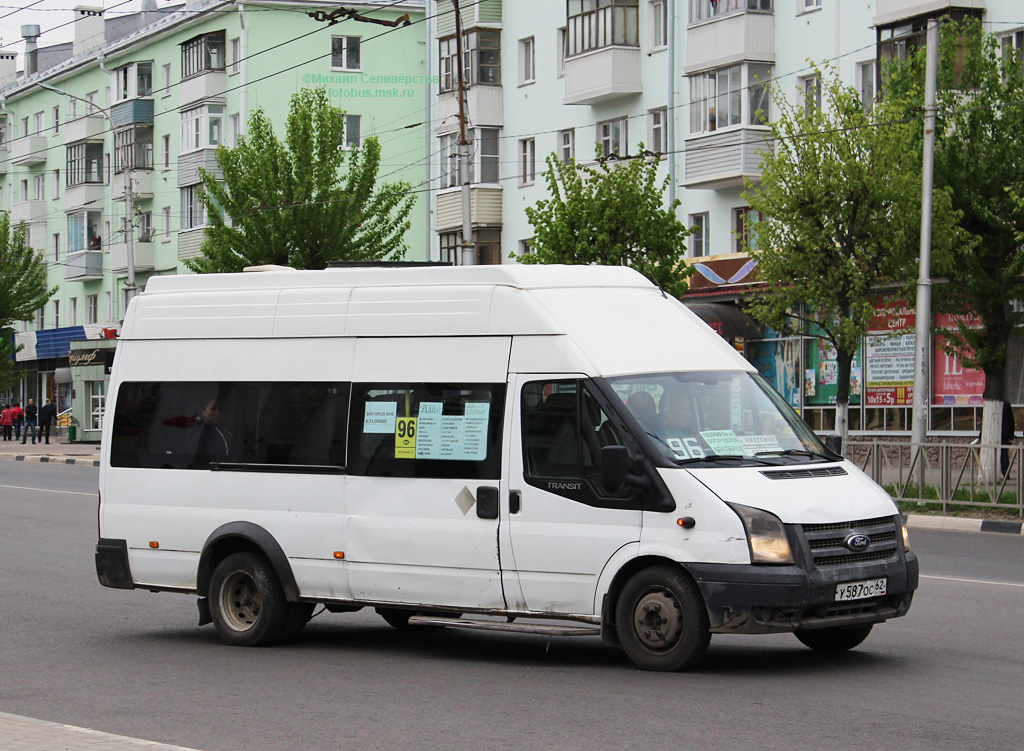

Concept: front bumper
[[687, 552, 919, 634]]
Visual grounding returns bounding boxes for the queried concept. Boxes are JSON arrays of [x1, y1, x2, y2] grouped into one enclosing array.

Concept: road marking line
[[922, 574, 1024, 589], [0, 483, 94, 497]]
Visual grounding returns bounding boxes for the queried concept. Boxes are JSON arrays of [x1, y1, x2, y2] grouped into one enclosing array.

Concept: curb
[[11, 454, 100, 467], [904, 514, 1023, 535]]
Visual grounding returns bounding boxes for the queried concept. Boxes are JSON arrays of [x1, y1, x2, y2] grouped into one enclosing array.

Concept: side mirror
[[601, 445, 650, 492], [823, 434, 843, 457]]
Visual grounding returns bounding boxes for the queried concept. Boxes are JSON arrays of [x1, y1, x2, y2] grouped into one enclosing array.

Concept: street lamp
[[39, 82, 136, 300]]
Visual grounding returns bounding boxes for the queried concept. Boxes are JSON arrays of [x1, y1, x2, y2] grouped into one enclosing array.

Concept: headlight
[[728, 504, 794, 564], [901, 520, 910, 552]]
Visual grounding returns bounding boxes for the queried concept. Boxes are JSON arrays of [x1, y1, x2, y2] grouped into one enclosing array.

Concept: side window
[[521, 380, 629, 501], [110, 382, 348, 471], [348, 383, 505, 479]]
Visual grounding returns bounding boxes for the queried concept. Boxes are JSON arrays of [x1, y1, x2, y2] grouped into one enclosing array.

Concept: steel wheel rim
[[632, 587, 684, 653], [220, 570, 261, 632]]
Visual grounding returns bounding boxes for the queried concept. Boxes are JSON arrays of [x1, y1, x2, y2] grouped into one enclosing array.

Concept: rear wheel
[[616, 566, 710, 671], [794, 624, 873, 652], [209, 552, 289, 647]]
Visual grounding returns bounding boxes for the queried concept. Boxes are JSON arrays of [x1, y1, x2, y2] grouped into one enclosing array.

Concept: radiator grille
[[800, 516, 901, 568]]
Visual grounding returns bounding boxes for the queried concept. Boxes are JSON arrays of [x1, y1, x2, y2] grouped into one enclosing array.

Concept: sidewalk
[[0, 430, 101, 466], [0, 711, 203, 751]]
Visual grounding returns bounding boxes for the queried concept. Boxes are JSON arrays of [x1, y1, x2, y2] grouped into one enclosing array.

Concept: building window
[[115, 126, 154, 172], [33, 174, 45, 201], [558, 128, 575, 162], [344, 114, 361, 149], [734, 206, 764, 253], [520, 138, 536, 186], [85, 91, 99, 115], [648, 108, 666, 154], [161, 63, 172, 95], [802, 0, 821, 11], [439, 29, 501, 92], [68, 210, 103, 252], [1000, 30, 1023, 74], [690, 212, 709, 257], [229, 37, 241, 74], [477, 128, 499, 183], [477, 229, 502, 265], [858, 61, 876, 114], [439, 133, 459, 188], [136, 211, 153, 242], [597, 117, 627, 157], [689, 0, 772, 24], [89, 381, 106, 431], [53, 300, 60, 329], [53, 169, 60, 198], [567, 0, 639, 57], [52, 106, 59, 134], [691, 64, 764, 134], [87, 295, 98, 324], [519, 238, 534, 256], [331, 35, 361, 70], [105, 291, 112, 322], [162, 135, 171, 169], [69, 298, 77, 326], [180, 104, 224, 152], [651, 0, 668, 49], [66, 142, 105, 187], [115, 62, 153, 101], [439, 232, 460, 263], [800, 74, 821, 112], [181, 184, 206, 229], [181, 31, 226, 79], [229, 114, 240, 146], [33, 111, 44, 135], [53, 233, 60, 263], [557, 27, 567, 77], [519, 36, 535, 85], [162, 206, 172, 240]]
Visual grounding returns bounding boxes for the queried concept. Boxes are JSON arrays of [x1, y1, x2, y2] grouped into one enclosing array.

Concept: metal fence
[[847, 440, 1023, 517]]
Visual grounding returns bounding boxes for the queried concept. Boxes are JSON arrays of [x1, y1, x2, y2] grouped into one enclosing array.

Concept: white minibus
[[95, 265, 917, 671]]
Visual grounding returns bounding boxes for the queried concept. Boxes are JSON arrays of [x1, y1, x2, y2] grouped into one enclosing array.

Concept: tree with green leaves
[[517, 152, 693, 299], [187, 88, 415, 273], [888, 19, 1024, 468], [742, 66, 961, 446], [0, 214, 57, 390]]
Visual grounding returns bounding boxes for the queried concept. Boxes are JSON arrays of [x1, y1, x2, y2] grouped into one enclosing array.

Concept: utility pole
[[452, 0, 475, 265], [124, 167, 136, 300], [911, 18, 939, 475]]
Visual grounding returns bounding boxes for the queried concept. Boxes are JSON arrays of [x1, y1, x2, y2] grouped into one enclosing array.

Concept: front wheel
[[794, 624, 873, 652], [616, 566, 710, 671], [209, 552, 289, 646]]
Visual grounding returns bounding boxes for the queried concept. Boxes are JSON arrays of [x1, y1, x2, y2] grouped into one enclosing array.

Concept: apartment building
[[425, 0, 1023, 437], [0, 0, 429, 437]]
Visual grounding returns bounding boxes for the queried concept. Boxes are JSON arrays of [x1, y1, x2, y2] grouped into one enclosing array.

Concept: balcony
[[875, 0, 984, 26], [11, 136, 48, 165], [66, 249, 104, 280], [563, 2, 642, 105], [435, 187, 502, 232], [62, 114, 107, 144], [110, 98, 155, 128], [64, 183, 106, 211], [110, 240, 154, 273], [10, 200, 48, 224], [437, 86, 503, 133], [685, 10, 775, 73], [179, 70, 226, 106], [684, 127, 771, 189], [112, 170, 154, 201], [0, 144, 8, 175]]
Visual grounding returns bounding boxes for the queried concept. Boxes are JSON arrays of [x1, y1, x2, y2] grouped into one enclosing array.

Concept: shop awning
[[683, 303, 763, 340], [54, 367, 73, 385]]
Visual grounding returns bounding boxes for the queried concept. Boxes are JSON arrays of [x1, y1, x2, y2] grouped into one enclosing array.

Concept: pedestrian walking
[[0, 405, 12, 441], [38, 400, 57, 445], [21, 398, 37, 445], [11, 402, 24, 441]]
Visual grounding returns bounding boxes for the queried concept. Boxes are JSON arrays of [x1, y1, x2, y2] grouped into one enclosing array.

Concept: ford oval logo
[[844, 533, 871, 551]]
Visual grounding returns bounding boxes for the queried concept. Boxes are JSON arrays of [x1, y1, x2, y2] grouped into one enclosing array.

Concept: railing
[[567, 3, 639, 57], [848, 440, 1023, 517]]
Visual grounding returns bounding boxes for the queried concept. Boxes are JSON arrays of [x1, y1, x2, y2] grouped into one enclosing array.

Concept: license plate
[[835, 578, 887, 602]]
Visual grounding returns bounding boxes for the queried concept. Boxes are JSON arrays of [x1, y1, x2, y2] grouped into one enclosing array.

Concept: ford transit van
[[95, 265, 917, 671]]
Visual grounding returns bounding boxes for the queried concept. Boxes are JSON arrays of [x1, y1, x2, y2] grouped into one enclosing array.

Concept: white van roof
[[124, 265, 752, 376]]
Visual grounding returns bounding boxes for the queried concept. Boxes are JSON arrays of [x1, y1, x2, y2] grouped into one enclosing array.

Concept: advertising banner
[[865, 299, 915, 406], [933, 311, 985, 405]]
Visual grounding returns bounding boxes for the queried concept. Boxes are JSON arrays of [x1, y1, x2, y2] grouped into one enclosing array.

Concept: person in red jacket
[[11, 402, 24, 441], [0, 405, 13, 441]]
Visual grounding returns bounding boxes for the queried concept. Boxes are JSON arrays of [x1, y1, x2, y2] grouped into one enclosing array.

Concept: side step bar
[[408, 615, 600, 637]]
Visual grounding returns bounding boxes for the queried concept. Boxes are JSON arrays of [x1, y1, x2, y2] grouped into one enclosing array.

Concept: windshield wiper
[[755, 448, 833, 460], [674, 454, 777, 466]]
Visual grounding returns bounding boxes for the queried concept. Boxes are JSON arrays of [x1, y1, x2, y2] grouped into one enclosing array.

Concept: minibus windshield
[[606, 371, 832, 467]]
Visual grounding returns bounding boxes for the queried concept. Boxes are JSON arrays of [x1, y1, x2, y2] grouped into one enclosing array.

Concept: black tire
[[794, 624, 873, 652], [209, 552, 289, 647], [616, 565, 711, 671], [280, 602, 316, 643]]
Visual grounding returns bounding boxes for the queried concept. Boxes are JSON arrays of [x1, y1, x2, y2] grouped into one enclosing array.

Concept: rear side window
[[110, 381, 349, 472], [348, 383, 505, 479]]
